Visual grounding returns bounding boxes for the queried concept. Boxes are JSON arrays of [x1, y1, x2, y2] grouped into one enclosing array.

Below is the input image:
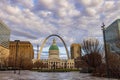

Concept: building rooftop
[[106, 19, 120, 30], [10, 40, 31, 44]]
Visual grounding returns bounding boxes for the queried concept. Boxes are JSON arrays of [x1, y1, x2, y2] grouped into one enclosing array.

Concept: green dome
[[49, 39, 59, 50], [49, 45, 59, 50]]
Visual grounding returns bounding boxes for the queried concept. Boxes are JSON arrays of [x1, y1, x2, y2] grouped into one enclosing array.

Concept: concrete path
[[0, 71, 119, 80]]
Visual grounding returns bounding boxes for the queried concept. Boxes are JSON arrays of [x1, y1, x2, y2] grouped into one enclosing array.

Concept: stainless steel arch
[[37, 34, 70, 59]]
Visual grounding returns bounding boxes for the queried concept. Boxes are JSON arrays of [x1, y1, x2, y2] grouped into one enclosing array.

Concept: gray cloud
[[11, 29, 37, 39], [0, 0, 120, 48]]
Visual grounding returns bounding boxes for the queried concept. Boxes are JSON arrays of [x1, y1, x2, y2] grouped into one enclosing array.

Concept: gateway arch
[[37, 34, 70, 59]]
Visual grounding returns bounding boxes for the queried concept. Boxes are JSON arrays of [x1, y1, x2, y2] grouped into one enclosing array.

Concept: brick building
[[9, 40, 34, 68]]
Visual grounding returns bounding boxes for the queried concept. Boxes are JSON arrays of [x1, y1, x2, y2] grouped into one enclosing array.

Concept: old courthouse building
[[9, 40, 34, 66], [39, 39, 75, 69]]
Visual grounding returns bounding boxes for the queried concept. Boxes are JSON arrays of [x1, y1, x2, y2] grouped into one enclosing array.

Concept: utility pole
[[101, 23, 110, 78]]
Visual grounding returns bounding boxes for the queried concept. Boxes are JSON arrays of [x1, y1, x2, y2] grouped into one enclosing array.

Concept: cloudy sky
[[0, 0, 120, 59]]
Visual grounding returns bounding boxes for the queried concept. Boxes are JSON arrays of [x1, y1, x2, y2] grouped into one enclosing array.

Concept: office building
[[105, 19, 120, 53]]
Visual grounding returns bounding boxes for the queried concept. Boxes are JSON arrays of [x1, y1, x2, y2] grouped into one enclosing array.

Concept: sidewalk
[[0, 71, 119, 80]]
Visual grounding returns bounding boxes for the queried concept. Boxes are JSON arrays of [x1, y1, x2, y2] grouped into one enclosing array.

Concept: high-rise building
[[9, 40, 34, 67], [105, 19, 120, 53], [0, 21, 10, 67], [0, 21, 10, 49], [70, 43, 81, 59]]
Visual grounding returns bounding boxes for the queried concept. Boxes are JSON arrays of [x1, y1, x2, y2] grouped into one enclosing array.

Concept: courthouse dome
[[49, 39, 59, 50]]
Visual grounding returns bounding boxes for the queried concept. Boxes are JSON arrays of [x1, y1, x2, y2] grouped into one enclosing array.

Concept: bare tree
[[18, 52, 25, 70], [82, 38, 102, 69], [33, 60, 43, 69], [82, 38, 101, 54], [23, 58, 33, 70], [8, 55, 14, 68], [75, 57, 88, 69]]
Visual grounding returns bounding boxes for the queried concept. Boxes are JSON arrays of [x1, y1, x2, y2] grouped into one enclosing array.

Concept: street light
[[14, 40, 19, 74], [101, 23, 110, 78]]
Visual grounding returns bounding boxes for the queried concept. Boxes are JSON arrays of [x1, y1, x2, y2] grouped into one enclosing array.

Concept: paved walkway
[[0, 71, 119, 80]]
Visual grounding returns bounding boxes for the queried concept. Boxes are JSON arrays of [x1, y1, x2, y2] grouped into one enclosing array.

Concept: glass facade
[[105, 19, 120, 53], [105, 19, 120, 42], [0, 21, 10, 49]]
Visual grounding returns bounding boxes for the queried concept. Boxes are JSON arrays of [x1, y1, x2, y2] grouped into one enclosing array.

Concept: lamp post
[[14, 40, 19, 74], [101, 23, 110, 78]]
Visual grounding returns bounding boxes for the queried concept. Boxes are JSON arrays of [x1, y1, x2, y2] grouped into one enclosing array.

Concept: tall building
[[0, 21, 10, 49], [9, 40, 34, 67], [105, 19, 120, 53], [0, 21, 10, 67], [70, 43, 81, 59]]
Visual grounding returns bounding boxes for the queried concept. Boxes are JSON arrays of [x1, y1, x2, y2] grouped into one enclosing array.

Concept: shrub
[[81, 53, 102, 69], [92, 53, 120, 78], [92, 63, 107, 77], [107, 53, 120, 78]]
